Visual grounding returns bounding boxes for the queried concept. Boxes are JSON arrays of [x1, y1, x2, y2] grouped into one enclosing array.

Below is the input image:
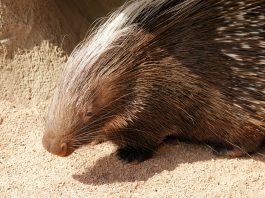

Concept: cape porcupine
[[42, 0, 265, 162]]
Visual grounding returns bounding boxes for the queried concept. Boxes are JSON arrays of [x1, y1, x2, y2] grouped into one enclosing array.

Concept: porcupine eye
[[81, 111, 93, 123], [78, 109, 93, 123], [85, 112, 93, 117]]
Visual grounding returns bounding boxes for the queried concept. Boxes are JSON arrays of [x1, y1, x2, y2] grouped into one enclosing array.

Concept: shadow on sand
[[72, 141, 265, 185]]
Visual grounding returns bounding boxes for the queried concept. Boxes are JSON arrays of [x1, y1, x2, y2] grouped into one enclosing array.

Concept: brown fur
[[43, 0, 265, 162]]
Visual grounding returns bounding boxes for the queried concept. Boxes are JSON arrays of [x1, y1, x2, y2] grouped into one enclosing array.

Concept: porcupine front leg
[[116, 146, 155, 162], [109, 127, 162, 163]]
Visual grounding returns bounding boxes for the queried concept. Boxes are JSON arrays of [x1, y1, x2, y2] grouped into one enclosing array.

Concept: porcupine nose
[[42, 132, 70, 157]]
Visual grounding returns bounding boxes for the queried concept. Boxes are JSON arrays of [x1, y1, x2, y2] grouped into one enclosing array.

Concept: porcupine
[[42, 0, 265, 162]]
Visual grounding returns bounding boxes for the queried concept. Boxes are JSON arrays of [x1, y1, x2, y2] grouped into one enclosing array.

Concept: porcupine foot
[[210, 143, 258, 157], [212, 147, 247, 157], [116, 146, 155, 163], [212, 133, 264, 157]]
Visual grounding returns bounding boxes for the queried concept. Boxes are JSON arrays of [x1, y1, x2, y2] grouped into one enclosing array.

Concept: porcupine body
[[42, 0, 265, 162]]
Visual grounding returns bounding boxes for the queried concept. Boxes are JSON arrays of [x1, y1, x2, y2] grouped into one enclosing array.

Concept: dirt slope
[[1, 1, 265, 197]]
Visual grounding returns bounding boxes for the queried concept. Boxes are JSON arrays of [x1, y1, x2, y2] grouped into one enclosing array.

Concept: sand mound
[[1, 1, 265, 197]]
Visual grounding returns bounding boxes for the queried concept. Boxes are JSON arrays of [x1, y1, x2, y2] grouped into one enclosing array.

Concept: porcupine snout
[[42, 132, 74, 157]]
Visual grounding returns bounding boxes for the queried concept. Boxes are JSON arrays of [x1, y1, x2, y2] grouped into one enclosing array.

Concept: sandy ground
[[1, 1, 265, 197]]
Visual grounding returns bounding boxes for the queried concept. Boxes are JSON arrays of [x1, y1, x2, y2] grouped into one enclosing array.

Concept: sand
[[1, 1, 265, 197]]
